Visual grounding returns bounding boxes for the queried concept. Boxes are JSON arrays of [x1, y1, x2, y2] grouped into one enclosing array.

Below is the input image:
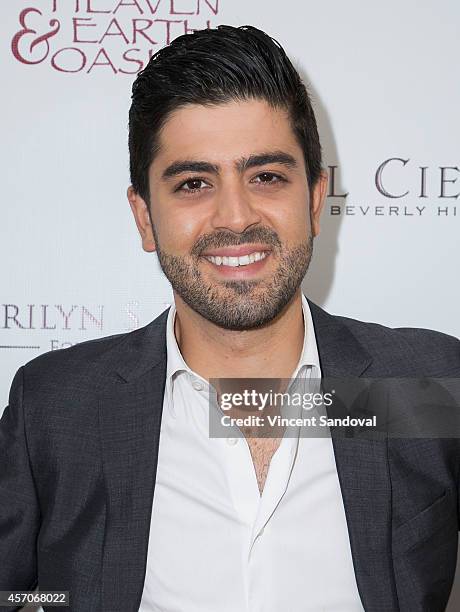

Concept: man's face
[[128, 98, 327, 330]]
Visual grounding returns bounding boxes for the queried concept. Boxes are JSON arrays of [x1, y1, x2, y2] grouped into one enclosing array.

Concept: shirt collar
[[294, 292, 322, 380], [165, 292, 322, 390], [165, 300, 192, 384]]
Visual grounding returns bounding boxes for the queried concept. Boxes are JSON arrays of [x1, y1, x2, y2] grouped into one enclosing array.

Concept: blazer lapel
[[309, 300, 399, 611], [98, 308, 170, 612]]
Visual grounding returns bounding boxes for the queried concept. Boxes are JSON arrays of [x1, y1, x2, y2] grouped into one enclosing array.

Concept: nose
[[210, 180, 262, 234]]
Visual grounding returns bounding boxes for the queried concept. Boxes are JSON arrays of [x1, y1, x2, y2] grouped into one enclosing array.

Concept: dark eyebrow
[[162, 160, 219, 179], [161, 150, 298, 180], [236, 151, 298, 172]]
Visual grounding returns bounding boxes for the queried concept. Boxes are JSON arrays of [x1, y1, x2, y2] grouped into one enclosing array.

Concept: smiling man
[[128, 97, 322, 368], [1, 24, 460, 612]]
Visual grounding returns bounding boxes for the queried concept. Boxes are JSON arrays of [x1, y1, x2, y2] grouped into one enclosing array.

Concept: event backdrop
[[1, 0, 459, 608]]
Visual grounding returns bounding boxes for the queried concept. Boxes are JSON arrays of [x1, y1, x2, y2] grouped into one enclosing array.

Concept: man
[[1, 24, 459, 612]]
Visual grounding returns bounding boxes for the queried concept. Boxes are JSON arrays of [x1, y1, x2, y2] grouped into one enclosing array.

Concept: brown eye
[[176, 178, 209, 193], [252, 172, 285, 184], [184, 179, 204, 190]]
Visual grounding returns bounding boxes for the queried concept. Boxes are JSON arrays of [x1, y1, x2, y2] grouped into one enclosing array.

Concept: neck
[[172, 289, 305, 381]]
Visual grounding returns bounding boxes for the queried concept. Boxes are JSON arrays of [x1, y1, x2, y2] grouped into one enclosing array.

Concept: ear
[[127, 186, 156, 252], [310, 170, 328, 237]]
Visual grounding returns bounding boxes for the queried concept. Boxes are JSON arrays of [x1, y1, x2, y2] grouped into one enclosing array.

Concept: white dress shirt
[[139, 295, 364, 611]]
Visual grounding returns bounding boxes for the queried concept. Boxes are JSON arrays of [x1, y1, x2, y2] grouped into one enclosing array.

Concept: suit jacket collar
[[98, 298, 398, 611], [110, 297, 374, 384], [307, 299, 374, 377], [107, 307, 169, 384]]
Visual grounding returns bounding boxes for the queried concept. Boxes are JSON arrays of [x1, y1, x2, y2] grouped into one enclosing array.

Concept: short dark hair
[[128, 24, 322, 204]]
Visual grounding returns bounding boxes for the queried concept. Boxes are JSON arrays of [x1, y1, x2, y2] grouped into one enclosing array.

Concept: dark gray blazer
[[1, 299, 459, 612]]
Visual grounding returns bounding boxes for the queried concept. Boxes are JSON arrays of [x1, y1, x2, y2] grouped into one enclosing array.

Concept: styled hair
[[128, 24, 322, 204]]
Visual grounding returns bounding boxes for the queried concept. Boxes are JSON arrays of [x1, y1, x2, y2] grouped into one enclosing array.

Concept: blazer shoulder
[[336, 313, 460, 376], [19, 307, 170, 391], [24, 329, 128, 369]]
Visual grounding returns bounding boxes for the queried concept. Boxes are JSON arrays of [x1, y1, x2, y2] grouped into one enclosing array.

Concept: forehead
[[152, 98, 303, 169]]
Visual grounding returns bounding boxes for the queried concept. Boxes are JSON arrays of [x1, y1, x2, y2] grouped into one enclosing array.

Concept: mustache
[[191, 227, 282, 257]]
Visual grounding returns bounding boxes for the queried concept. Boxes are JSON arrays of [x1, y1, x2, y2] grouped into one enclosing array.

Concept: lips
[[201, 244, 272, 257], [204, 251, 268, 267], [200, 249, 272, 278]]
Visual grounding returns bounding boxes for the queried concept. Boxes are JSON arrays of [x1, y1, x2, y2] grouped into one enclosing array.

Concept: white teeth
[[205, 251, 269, 267]]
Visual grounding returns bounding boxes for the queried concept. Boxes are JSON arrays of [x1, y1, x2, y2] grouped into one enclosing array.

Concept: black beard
[[152, 225, 313, 331]]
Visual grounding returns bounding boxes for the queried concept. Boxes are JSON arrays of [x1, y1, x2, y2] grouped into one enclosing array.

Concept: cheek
[[154, 205, 204, 252], [270, 194, 311, 242]]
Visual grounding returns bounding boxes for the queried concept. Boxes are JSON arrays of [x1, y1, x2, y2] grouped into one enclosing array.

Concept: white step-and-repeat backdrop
[[1, 0, 459, 608]]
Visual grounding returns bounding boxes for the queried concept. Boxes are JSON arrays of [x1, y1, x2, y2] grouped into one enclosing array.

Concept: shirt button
[[192, 380, 203, 391], [226, 437, 238, 446]]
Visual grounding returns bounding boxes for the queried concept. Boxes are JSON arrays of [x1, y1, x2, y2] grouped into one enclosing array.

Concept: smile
[[203, 251, 269, 267]]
